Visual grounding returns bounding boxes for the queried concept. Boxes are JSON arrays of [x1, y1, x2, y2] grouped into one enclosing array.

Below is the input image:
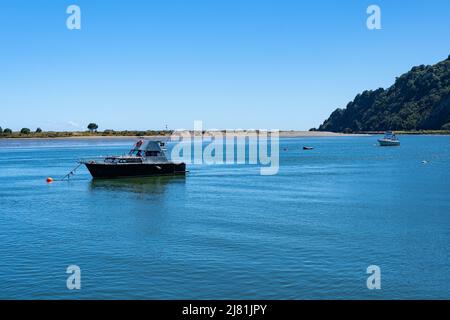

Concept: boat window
[[146, 151, 160, 157]]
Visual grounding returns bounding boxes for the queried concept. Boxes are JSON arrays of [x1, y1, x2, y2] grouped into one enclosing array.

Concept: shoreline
[[0, 131, 370, 140], [1, 130, 449, 140]]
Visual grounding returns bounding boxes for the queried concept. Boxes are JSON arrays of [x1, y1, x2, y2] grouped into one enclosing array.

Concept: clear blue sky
[[1, 0, 449, 131]]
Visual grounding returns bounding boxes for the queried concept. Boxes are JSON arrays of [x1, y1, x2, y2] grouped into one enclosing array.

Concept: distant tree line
[[0, 123, 97, 135], [0, 127, 42, 135], [317, 55, 450, 132], [0, 123, 173, 138]]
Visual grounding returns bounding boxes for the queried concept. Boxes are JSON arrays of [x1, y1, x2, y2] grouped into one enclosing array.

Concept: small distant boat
[[378, 131, 400, 146], [81, 140, 186, 179], [303, 146, 314, 150]]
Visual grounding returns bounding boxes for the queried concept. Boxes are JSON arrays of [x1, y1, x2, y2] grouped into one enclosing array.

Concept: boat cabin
[[103, 140, 169, 164]]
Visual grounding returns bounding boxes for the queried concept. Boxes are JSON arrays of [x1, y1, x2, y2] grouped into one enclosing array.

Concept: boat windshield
[[127, 140, 167, 160], [384, 132, 397, 140]]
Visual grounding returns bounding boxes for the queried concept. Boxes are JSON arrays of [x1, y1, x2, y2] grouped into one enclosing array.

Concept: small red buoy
[[46, 177, 54, 183]]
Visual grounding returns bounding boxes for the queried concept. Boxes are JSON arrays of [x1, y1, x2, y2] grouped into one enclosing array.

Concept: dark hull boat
[[81, 140, 187, 179], [84, 162, 186, 179]]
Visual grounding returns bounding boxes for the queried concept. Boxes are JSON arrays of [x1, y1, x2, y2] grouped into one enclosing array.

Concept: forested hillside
[[318, 55, 450, 132]]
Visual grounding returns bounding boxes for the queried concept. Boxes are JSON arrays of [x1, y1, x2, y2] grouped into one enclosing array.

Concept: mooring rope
[[60, 162, 83, 181]]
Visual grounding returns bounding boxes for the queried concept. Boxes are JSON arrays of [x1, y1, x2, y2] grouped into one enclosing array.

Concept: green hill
[[318, 55, 450, 132]]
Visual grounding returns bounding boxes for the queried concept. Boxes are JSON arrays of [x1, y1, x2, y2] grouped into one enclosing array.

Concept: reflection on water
[[89, 175, 186, 195]]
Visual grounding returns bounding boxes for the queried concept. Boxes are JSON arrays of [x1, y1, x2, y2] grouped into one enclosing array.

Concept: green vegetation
[[87, 123, 99, 133], [0, 121, 176, 138], [318, 55, 450, 133], [0, 127, 174, 139]]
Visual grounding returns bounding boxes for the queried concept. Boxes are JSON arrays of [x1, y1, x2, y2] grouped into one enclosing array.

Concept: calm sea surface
[[0, 136, 449, 299]]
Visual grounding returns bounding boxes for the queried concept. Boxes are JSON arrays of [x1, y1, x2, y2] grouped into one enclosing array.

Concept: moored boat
[[81, 140, 186, 179], [378, 131, 400, 146]]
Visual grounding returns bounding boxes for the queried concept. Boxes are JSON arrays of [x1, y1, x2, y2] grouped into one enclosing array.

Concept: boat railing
[[79, 155, 143, 164]]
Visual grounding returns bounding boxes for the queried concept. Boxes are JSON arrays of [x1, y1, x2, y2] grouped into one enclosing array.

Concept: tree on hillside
[[20, 128, 31, 134], [442, 123, 450, 131], [36, 128, 42, 133], [3, 128, 12, 134], [0, 127, 3, 134], [87, 123, 99, 133]]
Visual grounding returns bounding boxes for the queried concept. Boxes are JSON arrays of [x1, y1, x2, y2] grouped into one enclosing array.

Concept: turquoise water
[[0, 136, 449, 299]]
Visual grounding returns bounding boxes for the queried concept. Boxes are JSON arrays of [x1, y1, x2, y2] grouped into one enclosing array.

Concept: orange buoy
[[46, 177, 54, 183]]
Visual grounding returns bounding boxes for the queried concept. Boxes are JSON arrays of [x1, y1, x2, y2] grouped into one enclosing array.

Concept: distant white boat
[[378, 131, 400, 146]]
